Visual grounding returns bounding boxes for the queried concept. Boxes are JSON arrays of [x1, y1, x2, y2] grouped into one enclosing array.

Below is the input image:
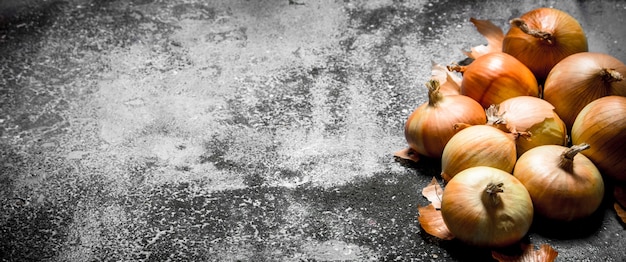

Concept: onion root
[[600, 68, 624, 83]]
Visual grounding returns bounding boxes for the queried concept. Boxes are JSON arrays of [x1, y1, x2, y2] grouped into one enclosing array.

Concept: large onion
[[441, 124, 517, 181], [571, 96, 626, 182], [513, 144, 604, 221], [449, 52, 540, 108], [486, 96, 567, 157], [404, 80, 486, 159], [503, 7, 588, 83], [441, 166, 534, 248], [543, 52, 626, 130]]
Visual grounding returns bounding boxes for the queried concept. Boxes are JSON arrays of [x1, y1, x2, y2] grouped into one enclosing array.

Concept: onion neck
[[482, 182, 504, 207], [600, 68, 624, 83], [485, 104, 509, 131], [510, 18, 554, 45], [447, 64, 466, 74], [426, 79, 444, 107], [558, 143, 590, 172]]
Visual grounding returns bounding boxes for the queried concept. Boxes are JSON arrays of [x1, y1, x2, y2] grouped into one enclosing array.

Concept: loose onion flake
[[464, 17, 504, 59], [492, 243, 559, 262], [417, 177, 454, 240]]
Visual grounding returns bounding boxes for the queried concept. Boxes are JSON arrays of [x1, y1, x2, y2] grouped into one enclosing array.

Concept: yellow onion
[[404, 80, 486, 159], [441, 166, 534, 248], [513, 144, 604, 221], [449, 52, 539, 108], [543, 52, 626, 130], [441, 124, 517, 181], [503, 7, 588, 83], [486, 96, 567, 157], [571, 96, 626, 182]]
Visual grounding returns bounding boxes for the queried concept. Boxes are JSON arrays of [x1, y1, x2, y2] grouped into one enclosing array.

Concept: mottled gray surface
[[1, 0, 625, 261]]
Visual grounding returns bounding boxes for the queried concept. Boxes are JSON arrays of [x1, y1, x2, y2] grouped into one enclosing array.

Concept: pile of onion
[[404, 79, 486, 160], [441, 166, 534, 248], [502, 7, 588, 83], [398, 5, 626, 258], [571, 96, 626, 182], [513, 144, 604, 221], [543, 52, 626, 130]]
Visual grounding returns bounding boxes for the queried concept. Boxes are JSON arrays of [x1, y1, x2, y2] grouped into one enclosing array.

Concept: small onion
[[441, 166, 534, 248], [513, 144, 604, 221], [441, 124, 517, 181], [449, 52, 540, 108], [486, 96, 567, 157], [571, 96, 626, 182], [503, 7, 588, 83], [543, 52, 626, 130], [404, 80, 486, 159]]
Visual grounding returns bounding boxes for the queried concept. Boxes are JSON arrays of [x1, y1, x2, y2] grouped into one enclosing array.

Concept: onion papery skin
[[502, 7, 588, 83], [571, 96, 626, 182], [487, 96, 568, 157], [543, 52, 626, 130], [405, 80, 486, 158], [513, 144, 604, 221], [459, 52, 539, 108], [431, 61, 462, 96], [441, 166, 534, 248], [441, 125, 517, 181]]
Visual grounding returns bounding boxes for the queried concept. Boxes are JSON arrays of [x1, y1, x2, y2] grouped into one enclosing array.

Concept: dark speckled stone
[[1, 0, 625, 261]]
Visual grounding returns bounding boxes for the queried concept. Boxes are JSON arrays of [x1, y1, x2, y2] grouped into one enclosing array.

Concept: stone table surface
[[1, 0, 625, 261]]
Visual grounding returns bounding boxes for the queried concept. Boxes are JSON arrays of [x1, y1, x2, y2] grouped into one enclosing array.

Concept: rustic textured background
[[1, 0, 625, 261]]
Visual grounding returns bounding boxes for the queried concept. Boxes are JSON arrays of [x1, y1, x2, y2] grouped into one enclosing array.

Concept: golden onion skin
[[571, 96, 626, 182], [543, 52, 626, 130], [503, 7, 588, 83], [441, 125, 517, 181], [441, 166, 534, 248], [460, 52, 540, 108], [491, 96, 568, 157], [513, 145, 604, 221]]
